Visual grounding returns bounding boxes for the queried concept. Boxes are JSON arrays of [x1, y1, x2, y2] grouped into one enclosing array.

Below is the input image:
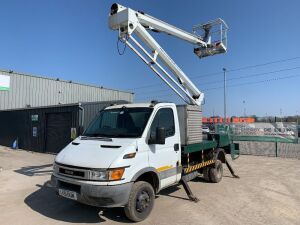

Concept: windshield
[[84, 107, 153, 138]]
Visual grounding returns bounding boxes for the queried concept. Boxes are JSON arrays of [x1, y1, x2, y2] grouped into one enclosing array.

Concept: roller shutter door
[[45, 112, 72, 153]]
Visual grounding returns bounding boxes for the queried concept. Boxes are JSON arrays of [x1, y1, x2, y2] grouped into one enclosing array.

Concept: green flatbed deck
[[182, 140, 217, 154]]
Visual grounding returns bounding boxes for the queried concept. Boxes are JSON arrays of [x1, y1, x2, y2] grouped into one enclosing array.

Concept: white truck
[[51, 3, 239, 222]]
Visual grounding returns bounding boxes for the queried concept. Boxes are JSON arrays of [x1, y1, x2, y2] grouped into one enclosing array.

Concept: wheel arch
[[214, 148, 226, 163], [131, 168, 160, 193]]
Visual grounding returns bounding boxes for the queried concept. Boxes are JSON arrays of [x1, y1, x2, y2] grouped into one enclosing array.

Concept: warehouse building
[[0, 69, 133, 110], [0, 69, 134, 153]]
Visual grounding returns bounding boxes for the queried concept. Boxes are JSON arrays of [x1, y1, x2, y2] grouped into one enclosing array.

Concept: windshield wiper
[[80, 136, 112, 142], [110, 134, 139, 138], [83, 133, 111, 137]]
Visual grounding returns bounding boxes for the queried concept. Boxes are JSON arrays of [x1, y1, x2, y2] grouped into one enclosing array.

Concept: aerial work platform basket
[[193, 18, 228, 58]]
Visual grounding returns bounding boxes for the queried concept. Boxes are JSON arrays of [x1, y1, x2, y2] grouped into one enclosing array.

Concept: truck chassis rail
[[183, 160, 215, 174]]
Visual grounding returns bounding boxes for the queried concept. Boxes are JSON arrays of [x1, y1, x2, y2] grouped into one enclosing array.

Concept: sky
[[0, 0, 299, 117]]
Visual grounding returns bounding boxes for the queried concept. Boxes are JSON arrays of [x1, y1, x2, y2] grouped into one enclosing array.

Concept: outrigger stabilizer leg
[[180, 176, 199, 202], [225, 159, 240, 178]]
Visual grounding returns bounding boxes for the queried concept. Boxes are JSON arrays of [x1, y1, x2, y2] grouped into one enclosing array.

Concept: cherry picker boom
[[109, 3, 228, 106]]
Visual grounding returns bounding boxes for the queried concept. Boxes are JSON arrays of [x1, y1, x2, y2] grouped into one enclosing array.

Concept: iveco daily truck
[[51, 3, 239, 222]]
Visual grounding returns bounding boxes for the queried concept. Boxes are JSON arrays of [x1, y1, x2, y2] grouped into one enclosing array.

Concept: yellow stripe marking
[[184, 160, 215, 174], [156, 165, 173, 172]]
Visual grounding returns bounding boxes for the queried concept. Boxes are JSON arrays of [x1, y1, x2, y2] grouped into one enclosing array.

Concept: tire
[[209, 160, 223, 183], [202, 167, 211, 182], [124, 181, 155, 222]]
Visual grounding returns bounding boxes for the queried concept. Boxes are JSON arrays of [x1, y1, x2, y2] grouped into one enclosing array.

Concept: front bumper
[[51, 174, 132, 207]]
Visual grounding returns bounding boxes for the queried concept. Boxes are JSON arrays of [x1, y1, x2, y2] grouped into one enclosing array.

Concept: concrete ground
[[0, 146, 300, 225]]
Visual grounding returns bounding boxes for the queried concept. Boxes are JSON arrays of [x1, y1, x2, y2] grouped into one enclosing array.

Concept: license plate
[[58, 189, 77, 200]]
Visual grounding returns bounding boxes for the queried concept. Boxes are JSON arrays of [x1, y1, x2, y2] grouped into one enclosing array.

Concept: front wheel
[[124, 181, 155, 222]]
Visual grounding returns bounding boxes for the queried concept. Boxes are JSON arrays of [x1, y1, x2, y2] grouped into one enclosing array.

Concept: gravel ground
[[0, 145, 299, 225]]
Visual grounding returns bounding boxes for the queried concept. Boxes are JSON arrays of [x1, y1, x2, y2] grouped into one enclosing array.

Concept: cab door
[[147, 107, 181, 188]]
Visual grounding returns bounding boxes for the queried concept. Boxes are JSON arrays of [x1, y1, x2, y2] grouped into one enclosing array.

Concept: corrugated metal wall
[[0, 70, 134, 110]]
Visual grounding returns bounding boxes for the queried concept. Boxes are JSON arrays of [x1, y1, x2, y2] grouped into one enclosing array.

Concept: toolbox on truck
[[176, 105, 202, 145]]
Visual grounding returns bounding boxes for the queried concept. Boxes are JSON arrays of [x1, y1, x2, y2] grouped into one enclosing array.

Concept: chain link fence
[[236, 140, 300, 159]]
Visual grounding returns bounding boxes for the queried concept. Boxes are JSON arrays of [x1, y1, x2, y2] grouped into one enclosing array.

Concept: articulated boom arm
[[109, 3, 228, 106]]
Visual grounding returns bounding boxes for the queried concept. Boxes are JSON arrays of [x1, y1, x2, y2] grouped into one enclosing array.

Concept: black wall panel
[[0, 100, 128, 153]]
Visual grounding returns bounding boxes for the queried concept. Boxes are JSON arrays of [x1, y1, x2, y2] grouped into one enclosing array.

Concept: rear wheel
[[209, 160, 223, 183], [124, 181, 155, 222], [202, 167, 211, 182]]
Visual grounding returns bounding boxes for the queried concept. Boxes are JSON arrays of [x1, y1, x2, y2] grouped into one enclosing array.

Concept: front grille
[[56, 162, 91, 170], [59, 168, 85, 177], [55, 162, 107, 181], [56, 163, 89, 180]]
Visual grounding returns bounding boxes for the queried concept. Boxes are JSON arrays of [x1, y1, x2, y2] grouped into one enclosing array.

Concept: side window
[[150, 108, 175, 138]]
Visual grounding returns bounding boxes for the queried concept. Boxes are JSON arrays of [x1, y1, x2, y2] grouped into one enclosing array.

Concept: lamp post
[[243, 100, 246, 117], [223, 68, 227, 123]]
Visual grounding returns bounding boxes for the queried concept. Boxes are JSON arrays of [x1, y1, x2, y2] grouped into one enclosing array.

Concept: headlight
[[53, 163, 59, 174], [88, 170, 108, 181], [88, 168, 125, 181]]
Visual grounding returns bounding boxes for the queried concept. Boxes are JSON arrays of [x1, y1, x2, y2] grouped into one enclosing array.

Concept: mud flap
[[231, 143, 240, 160]]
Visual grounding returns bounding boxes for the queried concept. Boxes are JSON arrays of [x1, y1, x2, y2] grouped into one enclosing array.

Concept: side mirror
[[79, 126, 84, 135], [148, 127, 166, 145], [156, 127, 166, 144]]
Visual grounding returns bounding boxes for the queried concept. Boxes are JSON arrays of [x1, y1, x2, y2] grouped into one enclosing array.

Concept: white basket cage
[[192, 18, 228, 58]]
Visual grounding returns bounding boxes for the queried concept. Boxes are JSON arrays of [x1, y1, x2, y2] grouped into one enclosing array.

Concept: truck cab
[[52, 102, 182, 221]]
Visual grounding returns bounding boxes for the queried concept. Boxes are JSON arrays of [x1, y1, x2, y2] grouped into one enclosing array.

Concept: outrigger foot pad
[[188, 195, 199, 202], [180, 176, 199, 202], [225, 159, 240, 179]]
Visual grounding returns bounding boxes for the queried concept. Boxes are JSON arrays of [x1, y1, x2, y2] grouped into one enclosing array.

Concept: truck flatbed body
[[182, 131, 232, 154]]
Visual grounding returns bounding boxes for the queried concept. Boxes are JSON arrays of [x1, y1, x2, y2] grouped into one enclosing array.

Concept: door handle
[[174, 144, 179, 152]]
